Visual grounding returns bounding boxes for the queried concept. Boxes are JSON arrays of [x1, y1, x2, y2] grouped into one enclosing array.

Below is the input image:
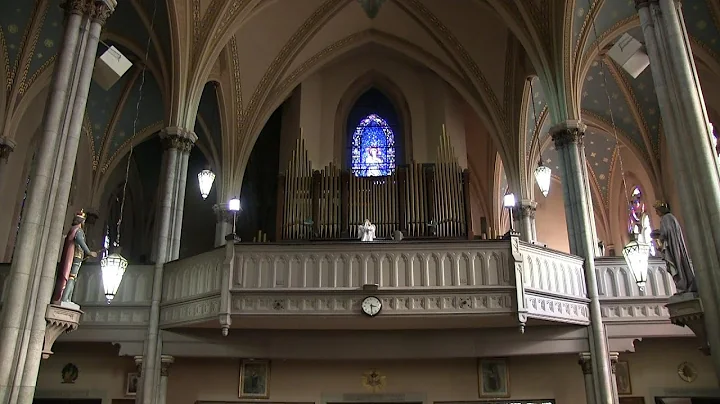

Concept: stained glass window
[[629, 186, 655, 256], [351, 113, 396, 177]]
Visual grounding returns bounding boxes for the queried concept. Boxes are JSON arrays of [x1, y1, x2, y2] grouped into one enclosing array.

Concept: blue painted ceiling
[[1, 1, 218, 183], [526, 0, 720, 209]]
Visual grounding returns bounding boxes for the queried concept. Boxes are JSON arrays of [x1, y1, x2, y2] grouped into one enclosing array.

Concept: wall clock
[[361, 296, 382, 317]]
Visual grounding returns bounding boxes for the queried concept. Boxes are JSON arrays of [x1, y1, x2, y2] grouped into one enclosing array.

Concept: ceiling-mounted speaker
[[93, 46, 132, 90], [607, 33, 650, 79]]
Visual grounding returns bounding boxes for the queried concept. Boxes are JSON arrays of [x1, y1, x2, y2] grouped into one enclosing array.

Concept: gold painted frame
[[239, 359, 271, 398]]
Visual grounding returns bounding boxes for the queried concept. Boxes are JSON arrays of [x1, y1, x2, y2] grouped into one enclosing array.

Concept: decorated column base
[[43, 303, 83, 359], [666, 292, 709, 355]]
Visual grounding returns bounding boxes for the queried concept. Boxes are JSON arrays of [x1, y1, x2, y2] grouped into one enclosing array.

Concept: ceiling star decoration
[[357, 0, 386, 19]]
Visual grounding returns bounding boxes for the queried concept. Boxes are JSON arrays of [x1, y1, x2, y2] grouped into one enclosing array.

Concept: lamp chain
[[528, 79, 542, 163], [587, 0, 631, 208], [116, 0, 159, 247]]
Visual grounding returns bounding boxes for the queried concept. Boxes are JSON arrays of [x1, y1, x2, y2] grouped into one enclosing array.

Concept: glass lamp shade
[[100, 252, 128, 302], [622, 238, 651, 289], [228, 198, 241, 212], [503, 193, 516, 208], [534, 163, 552, 197], [197, 169, 216, 200]]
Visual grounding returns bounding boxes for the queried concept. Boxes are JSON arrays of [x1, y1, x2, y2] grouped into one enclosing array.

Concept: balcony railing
[[0, 242, 675, 333]]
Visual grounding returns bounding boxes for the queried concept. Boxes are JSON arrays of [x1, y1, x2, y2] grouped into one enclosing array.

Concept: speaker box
[[93, 46, 132, 90], [607, 33, 650, 79]]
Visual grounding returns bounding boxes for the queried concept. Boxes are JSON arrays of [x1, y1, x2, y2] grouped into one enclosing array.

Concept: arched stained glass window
[[629, 186, 655, 256], [351, 113, 396, 177]]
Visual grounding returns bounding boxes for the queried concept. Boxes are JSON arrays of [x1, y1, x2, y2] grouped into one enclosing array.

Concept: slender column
[[16, 5, 113, 404], [514, 199, 537, 242], [170, 134, 194, 260], [636, 0, 720, 379], [0, 138, 16, 185], [213, 203, 233, 247], [156, 355, 174, 404], [139, 128, 194, 404], [0, 2, 88, 402], [578, 353, 596, 404], [551, 121, 615, 404]]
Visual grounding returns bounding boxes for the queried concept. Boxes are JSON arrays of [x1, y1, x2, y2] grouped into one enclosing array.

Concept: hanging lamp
[[197, 168, 215, 199], [587, 3, 650, 287], [528, 78, 551, 197], [101, 3, 158, 302]]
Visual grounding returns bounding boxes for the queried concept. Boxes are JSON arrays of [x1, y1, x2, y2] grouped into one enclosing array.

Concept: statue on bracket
[[650, 201, 697, 294], [52, 210, 98, 306], [358, 219, 376, 242]]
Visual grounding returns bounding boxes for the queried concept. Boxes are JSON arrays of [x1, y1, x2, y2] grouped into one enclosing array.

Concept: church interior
[[1, 0, 720, 404]]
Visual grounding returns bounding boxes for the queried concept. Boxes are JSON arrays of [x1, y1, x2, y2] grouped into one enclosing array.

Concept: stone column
[[140, 128, 194, 404], [156, 355, 174, 404], [169, 133, 194, 260], [551, 121, 615, 404], [134, 355, 144, 402], [0, 138, 16, 185], [514, 199, 537, 242], [578, 353, 596, 404], [17, 4, 114, 404], [636, 0, 720, 379], [213, 203, 234, 247], [0, 2, 115, 403]]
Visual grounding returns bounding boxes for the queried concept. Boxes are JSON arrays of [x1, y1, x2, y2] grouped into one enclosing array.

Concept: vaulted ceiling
[[1, 0, 719, 214]]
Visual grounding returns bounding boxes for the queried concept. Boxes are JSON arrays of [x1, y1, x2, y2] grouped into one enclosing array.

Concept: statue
[[364, 147, 383, 177], [52, 210, 98, 305], [358, 219, 376, 242], [650, 201, 697, 294]]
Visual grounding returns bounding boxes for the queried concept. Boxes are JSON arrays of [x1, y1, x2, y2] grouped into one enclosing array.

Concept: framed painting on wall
[[478, 358, 510, 398], [239, 359, 270, 398], [125, 372, 139, 396], [615, 361, 632, 395]]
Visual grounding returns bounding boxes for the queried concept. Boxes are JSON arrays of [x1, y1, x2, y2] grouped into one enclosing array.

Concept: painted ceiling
[[0, 0, 219, 195], [525, 0, 720, 212]]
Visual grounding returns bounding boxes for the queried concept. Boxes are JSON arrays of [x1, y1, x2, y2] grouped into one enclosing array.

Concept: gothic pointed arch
[[334, 71, 412, 169]]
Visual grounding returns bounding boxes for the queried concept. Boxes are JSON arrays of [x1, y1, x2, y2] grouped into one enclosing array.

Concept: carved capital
[[63, 0, 89, 15], [609, 352, 620, 373], [213, 203, 234, 224], [160, 127, 197, 153], [90, 2, 114, 25], [0, 144, 13, 163], [160, 355, 174, 377], [515, 200, 537, 219], [134, 355, 143, 375], [578, 352, 593, 375]]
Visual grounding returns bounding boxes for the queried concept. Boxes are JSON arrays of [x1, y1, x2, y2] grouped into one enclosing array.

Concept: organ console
[[276, 132, 472, 241]]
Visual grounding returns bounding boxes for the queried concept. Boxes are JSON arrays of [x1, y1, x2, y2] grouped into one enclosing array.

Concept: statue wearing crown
[[650, 201, 697, 294], [52, 209, 98, 305]]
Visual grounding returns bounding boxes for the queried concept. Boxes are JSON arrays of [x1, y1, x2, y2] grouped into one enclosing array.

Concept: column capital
[[90, 1, 117, 26], [0, 137, 16, 163], [634, 0, 657, 9], [550, 120, 587, 150], [578, 352, 593, 375], [160, 355, 174, 377], [85, 206, 100, 225], [160, 127, 197, 153], [515, 199, 537, 219], [609, 352, 620, 373], [213, 203, 235, 224], [133, 355, 143, 374]]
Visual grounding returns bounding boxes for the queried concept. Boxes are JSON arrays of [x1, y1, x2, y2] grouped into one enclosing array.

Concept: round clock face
[[361, 296, 382, 317]]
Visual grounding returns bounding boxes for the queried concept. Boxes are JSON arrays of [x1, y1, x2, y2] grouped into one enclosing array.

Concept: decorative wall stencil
[[677, 361, 698, 383], [239, 359, 270, 398], [61, 363, 79, 384], [478, 358, 510, 398], [361, 369, 386, 392]]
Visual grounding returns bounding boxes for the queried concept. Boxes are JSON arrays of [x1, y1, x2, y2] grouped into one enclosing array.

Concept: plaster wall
[[287, 50, 471, 170], [36, 339, 716, 404]]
